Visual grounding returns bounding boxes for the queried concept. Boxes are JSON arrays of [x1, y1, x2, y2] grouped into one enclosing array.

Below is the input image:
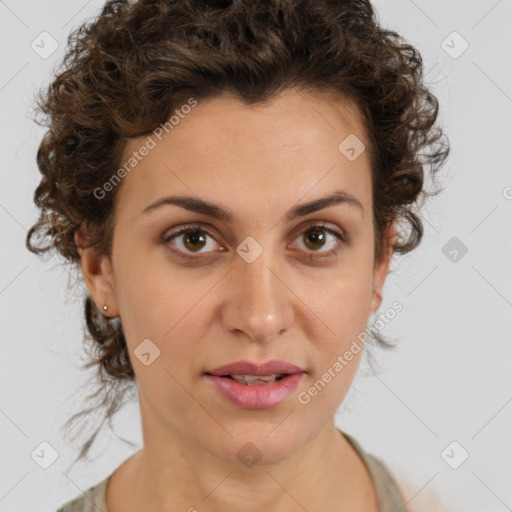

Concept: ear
[[75, 227, 119, 317], [369, 223, 397, 315]]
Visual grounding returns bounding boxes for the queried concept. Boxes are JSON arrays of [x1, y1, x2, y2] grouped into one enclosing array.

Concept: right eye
[[161, 225, 223, 259]]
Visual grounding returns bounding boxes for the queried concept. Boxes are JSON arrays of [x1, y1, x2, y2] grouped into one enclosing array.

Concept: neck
[[107, 390, 377, 512]]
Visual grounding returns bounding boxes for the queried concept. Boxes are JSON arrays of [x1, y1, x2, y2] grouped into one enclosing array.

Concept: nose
[[221, 246, 295, 344]]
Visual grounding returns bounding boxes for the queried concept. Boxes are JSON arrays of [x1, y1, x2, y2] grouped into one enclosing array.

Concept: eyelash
[[160, 222, 347, 261]]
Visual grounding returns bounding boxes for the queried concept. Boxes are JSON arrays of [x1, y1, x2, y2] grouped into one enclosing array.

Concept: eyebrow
[[141, 190, 364, 222]]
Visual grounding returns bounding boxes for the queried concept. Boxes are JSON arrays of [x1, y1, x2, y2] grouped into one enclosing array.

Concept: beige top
[[57, 430, 408, 512]]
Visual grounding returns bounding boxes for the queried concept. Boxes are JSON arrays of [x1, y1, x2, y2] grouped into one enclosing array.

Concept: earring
[[103, 305, 108, 312]]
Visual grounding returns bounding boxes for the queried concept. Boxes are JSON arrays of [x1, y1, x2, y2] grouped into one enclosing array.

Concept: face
[[79, 88, 394, 466]]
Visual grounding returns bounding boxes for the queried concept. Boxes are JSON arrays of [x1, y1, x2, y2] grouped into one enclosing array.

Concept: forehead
[[115, 89, 372, 223]]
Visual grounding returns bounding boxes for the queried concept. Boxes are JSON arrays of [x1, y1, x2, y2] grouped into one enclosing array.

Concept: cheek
[[114, 225, 375, 366], [113, 239, 186, 326], [303, 253, 374, 345], [114, 256, 213, 371]]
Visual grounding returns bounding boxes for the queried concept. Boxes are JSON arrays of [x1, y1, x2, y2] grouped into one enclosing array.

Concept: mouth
[[204, 372, 304, 409], [205, 373, 289, 386], [203, 360, 306, 409], [205, 359, 306, 379]]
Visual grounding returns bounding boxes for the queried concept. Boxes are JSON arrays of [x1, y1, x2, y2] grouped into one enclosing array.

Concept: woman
[[26, 0, 449, 510]]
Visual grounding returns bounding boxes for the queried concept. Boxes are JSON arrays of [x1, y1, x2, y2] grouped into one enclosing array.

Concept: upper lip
[[205, 360, 306, 376]]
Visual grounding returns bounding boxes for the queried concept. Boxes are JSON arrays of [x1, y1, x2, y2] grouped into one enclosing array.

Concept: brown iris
[[183, 229, 207, 252], [303, 227, 327, 251]]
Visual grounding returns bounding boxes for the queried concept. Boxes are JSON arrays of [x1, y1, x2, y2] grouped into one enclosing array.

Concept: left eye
[[292, 225, 345, 255], [162, 224, 346, 259]]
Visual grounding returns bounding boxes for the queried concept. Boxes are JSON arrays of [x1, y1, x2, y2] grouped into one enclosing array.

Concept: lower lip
[[205, 373, 304, 409]]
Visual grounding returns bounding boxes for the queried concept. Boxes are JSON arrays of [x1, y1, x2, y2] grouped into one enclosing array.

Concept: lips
[[204, 360, 306, 409], [205, 360, 306, 377]]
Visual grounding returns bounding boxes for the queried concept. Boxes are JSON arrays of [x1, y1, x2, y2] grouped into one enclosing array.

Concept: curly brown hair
[[26, 0, 449, 468]]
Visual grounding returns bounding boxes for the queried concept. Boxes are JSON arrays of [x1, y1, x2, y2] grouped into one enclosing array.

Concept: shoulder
[[390, 474, 446, 512], [340, 430, 444, 512], [362, 451, 445, 511], [56, 476, 110, 512]]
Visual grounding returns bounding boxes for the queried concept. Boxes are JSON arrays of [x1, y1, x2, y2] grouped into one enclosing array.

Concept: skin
[[77, 88, 397, 511]]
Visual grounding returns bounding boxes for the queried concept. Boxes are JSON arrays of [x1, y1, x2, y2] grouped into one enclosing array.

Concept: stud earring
[[103, 305, 108, 312]]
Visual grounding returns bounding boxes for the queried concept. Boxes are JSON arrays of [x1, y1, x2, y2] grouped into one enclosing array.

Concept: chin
[[202, 422, 306, 467]]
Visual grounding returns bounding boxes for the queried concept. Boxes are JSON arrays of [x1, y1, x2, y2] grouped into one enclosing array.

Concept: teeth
[[230, 374, 281, 380], [229, 374, 284, 385]]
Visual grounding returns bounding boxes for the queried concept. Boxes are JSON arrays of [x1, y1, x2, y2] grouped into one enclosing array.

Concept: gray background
[[1, 0, 511, 510]]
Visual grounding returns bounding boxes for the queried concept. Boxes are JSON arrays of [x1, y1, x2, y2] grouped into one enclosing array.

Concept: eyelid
[[161, 220, 347, 259], [160, 224, 222, 260], [289, 221, 347, 256], [290, 220, 346, 242]]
